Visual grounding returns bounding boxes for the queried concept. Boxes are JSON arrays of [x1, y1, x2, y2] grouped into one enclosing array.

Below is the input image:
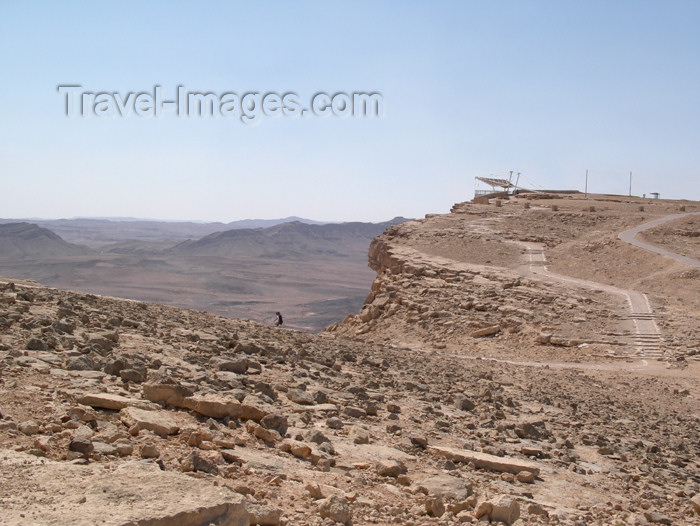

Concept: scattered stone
[[410, 435, 428, 447], [386, 402, 401, 413], [183, 394, 242, 419], [69, 437, 94, 456], [455, 394, 476, 411], [260, 413, 288, 436], [343, 406, 367, 418], [425, 496, 446, 517], [140, 442, 159, 458], [142, 383, 194, 408], [469, 325, 500, 338], [211, 356, 249, 374], [489, 495, 520, 525], [241, 394, 273, 422], [350, 427, 370, 444], [376, 458, 407, 477], [692, 494, 700, 515], [415, 474, 472, 501], [643, 511, 673, 525], [248, 504, 283, 526], [26, 337, 47, 351], [306, 482, 324, 499], [516, 470, 535, 483], [326, 417, 344, 429], [192, 452, 221, 475], [18, 420, 40, 435], [474, 501, 493, 519], [119, 368, 147, 383], [318, 495, 352, 525], [286, 388, 315, 405], [526, 503, 548, 517]]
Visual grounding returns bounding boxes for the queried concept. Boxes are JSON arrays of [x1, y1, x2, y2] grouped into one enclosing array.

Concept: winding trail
[[403, 209, 700, 375], [518, 240, 663, 359], [467, 213, 675, 360], [618, 211, 700, 267]]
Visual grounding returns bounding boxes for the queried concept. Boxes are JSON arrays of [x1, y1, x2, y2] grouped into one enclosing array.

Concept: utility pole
[[629, 171, 632, 197], [514, 172, 521, 194], [585, 170, 588, 197]]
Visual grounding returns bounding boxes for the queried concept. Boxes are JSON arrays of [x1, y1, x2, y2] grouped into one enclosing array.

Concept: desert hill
[[170, 219, 409, 259], [0, 222, 93, 260], [1, 194, 699, 525]]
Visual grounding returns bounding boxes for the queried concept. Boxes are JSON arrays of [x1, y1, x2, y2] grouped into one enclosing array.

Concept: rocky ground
[[1, 193, 700, 525]]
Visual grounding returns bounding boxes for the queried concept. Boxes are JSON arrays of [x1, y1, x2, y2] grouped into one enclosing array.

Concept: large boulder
[[120, 407, 179, 437], [142, 383, 194, 408], [183, 394, 242, 419], [0, 450, 249, 526]]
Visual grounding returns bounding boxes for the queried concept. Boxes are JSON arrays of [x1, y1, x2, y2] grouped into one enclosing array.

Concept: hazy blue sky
[[1, 1, 699, 222]]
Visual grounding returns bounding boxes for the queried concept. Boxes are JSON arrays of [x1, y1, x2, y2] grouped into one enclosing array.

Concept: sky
[[1, 1, 699, 223]]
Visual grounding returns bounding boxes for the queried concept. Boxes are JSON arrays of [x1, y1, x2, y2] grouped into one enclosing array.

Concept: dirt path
[[518, 240, 664, 360], [468, 213, 665, 360], [618, 211, 700, 267]]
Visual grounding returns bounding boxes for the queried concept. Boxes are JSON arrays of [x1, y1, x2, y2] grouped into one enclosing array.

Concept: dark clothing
[[275, 313, 283, 326]]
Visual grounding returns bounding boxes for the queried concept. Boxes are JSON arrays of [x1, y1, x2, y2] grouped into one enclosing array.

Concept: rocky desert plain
[[1, 192, 699, 526]]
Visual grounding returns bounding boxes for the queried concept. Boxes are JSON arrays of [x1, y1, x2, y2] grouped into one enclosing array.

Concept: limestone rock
[[260, 413, 288, 436], [142, 382, 194, 408], [140, 442, 159, 458], [249, 504, 282, 526], [455, 394, 476, 411], [120, 407, 179, 437], [183, 394, 242, 419], [692, 494, 700, 515], [469, 325, 500, 337], [241, 394, 273, 422], [78, 393, 154, 411], [318, 495, 352, 525], [429, 446, 540, 476], [0, 450, 249, 526], [18, 420, 40, 435], [415, 474, 472, 501], [376, 458, 407, 477], [490, 495, 520, 525], [286, 388, 315, 405], [69, 437, 94, 456], [425, 496, 446, 517]]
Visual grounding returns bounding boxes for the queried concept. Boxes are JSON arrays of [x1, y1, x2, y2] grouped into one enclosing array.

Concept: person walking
[[274, 311, 283, 326]]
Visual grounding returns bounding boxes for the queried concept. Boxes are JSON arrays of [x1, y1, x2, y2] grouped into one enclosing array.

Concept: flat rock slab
[[413, 473, 473, 501], [0, 450, 249, 526], [183, 394, 242, 419], [429, 446, 540, 476], [120, 406, 180, 436], [221, 447, 293, 474], [333, 443, 416, 465], [78, 393, 156, 411]]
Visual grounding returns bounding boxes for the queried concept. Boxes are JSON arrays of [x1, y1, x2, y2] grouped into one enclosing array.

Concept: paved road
[[618, 212, 700, 267]]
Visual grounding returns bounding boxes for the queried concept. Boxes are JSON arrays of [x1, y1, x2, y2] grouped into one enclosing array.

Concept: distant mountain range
[[0, 216, 330, 247], [0, 215, 412, 331]]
